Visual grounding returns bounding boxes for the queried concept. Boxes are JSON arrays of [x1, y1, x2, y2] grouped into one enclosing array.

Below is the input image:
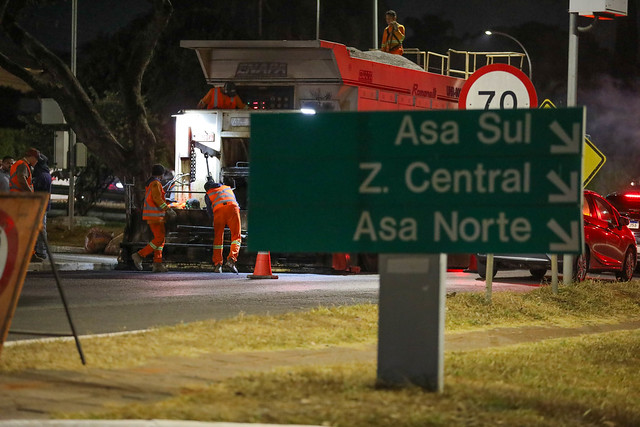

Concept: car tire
[[529, 268, 547, 281], [477, 257, 497, 280], [615, 248, 636, 282], [572, 250, 589, 282]]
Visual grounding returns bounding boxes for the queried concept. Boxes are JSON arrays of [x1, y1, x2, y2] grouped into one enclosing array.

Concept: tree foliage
[[0, 0, 172, 191]]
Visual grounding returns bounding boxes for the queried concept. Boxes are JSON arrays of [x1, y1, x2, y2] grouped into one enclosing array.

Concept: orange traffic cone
[[248, 251, 279, 279], [466, 254, 478, 273]]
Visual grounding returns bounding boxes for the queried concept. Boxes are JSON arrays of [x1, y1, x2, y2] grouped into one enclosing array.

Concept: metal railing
[[419, 49, 526, 79]]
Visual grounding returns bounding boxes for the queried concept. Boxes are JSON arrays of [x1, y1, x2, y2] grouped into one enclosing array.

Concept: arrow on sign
[[547, 219, 580, 252], [547, 171, 579, 203], [549, 121, 581, 154]]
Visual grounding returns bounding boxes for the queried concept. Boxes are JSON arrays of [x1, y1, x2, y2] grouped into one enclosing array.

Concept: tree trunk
[[0, 0, 173, 190]]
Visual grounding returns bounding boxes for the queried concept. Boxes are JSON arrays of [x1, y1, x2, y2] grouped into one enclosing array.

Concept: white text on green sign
[[248, 108, 584, 254]]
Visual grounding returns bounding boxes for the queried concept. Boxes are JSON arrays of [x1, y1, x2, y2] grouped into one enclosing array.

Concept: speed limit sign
[[459, 63, 537, 110]]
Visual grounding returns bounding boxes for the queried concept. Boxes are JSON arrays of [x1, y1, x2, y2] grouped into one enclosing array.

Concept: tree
[[0, 0, 173, 194]]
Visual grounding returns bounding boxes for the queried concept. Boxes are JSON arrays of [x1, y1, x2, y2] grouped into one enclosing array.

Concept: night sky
[[19, 0, 622, 52]]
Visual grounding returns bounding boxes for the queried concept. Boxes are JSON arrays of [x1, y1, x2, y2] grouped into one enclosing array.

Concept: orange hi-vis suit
[[206, 185, 241, 266], [381, 22, 406, 55], [138, 178, 168, 263], [200, 87, 246, 109], [9, 159, 33, 192]]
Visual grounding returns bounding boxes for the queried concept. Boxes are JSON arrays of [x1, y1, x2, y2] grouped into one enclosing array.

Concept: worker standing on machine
[[197, 82, 247, 109], [380, 10, 405, 55], [204, 179, 241, 274], [132, 164, 177, 273]]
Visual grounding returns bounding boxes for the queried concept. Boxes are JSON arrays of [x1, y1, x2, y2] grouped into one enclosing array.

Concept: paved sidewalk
[[2, 320, 639, 422], [27, 247, 118, 273]]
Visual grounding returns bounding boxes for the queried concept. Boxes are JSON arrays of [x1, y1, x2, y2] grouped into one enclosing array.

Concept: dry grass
[[445, 279, 640, 330], [2, 280, 639, 372], [61, 330, 640, 426], [47, 222, 124, 247]]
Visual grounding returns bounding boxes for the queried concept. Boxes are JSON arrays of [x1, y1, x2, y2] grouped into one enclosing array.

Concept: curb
[[27, 250, 118, 272]]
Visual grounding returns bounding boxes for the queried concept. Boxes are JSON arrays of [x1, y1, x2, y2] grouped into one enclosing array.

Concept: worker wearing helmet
[[204, 179, 241, 274], [132, 164, 177, 273], [381, 10, 405, 55], [197, 82, 247, 109]]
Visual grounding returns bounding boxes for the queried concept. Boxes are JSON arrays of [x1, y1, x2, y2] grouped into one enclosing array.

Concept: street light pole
[[68, 0, 77, 230], [373, 0, 378, 49], [316, 0, 320, 40], [485, 30, 532, 81]]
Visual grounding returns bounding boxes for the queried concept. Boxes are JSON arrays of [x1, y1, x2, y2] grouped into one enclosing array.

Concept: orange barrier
[[248, 251, 278, 279]]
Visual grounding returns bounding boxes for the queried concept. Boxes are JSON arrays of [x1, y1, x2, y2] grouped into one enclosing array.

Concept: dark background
[[1, 0, 639, 195]]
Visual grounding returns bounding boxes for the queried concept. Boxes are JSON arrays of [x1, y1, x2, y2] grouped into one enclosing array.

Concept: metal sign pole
[[563, 11, 579, 284]]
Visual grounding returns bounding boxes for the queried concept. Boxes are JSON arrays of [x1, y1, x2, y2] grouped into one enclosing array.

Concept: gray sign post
[[377, 253, 446, 391]]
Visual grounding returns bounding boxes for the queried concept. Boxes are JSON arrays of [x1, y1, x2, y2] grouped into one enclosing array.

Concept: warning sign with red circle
[[459, 63, 538, 110], [0, 211, 18, 297], [0, 193, 48, 355]]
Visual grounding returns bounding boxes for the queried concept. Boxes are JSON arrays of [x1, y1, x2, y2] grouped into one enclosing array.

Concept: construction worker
[[204, 179, 241, 274], [381, 10, 405, 55], [131, 164, 177, 273], [197, 82, 247, 109], [9, 147, 39, 192]]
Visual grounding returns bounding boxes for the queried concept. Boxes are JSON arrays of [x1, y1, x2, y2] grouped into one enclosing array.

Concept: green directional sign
[[248, 108, 585, 254]]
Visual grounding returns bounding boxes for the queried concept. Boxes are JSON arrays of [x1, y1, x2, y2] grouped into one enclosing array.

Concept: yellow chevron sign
[[540, 99, 605, 185]]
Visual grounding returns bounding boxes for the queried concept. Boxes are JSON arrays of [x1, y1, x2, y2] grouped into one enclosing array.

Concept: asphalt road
[[7, 269, 574, 342]]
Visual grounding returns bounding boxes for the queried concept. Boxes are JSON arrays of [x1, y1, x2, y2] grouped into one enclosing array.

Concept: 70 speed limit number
[[458, 63, 538, 110]]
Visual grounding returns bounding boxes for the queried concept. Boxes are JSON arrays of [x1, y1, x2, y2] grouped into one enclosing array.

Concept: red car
[[477, 190, 637, 282], [606, 186, 640, 269]]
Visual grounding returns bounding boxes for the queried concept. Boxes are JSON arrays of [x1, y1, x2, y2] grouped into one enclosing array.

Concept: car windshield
[[594, 197, 615, 223]]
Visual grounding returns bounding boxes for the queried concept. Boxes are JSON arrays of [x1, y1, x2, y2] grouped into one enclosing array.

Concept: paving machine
[[120, 40, 526, 272]]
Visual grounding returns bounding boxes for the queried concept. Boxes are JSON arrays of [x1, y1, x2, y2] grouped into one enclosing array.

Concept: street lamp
[[485, 30, 532, 81]]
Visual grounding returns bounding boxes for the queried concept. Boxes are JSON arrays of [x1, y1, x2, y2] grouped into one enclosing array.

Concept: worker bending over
[[132, 164, 176, 273], [198, 82, 246, 109], [381, 10, 405, 55], [205, 179, 241, 274]]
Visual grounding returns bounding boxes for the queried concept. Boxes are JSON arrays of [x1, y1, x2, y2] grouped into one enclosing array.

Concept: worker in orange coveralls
[[380, 10, 405, 55], [197, 82, 247, 109], [131, 164, 176, 273], [205, 179, 241, 274]]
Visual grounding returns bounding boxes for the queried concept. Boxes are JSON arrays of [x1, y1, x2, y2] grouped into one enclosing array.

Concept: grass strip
[[59, 329, 640, 426], [1, 279, 639, 372]]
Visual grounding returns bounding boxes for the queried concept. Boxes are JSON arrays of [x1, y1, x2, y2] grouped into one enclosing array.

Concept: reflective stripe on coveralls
[[207, 186, 241, 265], [9, 159, 32, 192], [207, 185, 239, 211], [206, 88, 241, 109], [142, 178, 167, 221], [139, 178, 167, 263], [381, 24, 405, 55]]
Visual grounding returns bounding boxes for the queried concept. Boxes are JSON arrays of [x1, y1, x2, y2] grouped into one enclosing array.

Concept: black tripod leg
[[41, 230, 86, 365]]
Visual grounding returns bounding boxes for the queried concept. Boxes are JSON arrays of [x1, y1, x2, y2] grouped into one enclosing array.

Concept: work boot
[[213, 264, 223, 273], [152, 263, 169, 273], [225, 259, 238, 274], [131, 252, 144, 271], [30, 253, 45, 263]]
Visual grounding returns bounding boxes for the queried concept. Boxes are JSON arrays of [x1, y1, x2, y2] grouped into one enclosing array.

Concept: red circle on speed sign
[[0, 209, 19, 297], [458, 63, 537, 110]]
